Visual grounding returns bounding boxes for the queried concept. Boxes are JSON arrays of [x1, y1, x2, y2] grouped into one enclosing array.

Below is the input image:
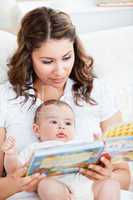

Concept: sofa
[[0, 26, 133, 199]]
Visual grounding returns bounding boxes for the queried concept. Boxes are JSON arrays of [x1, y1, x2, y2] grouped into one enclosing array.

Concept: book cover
[[27, 141, 104, 176], [105, 136, 133, 163]]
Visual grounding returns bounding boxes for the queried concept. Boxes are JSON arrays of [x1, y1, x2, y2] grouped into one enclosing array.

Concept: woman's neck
[[34, 80, 64, 102]]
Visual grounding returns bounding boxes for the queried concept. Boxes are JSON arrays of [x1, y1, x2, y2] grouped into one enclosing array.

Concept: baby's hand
[[1, 136, 17, 155]]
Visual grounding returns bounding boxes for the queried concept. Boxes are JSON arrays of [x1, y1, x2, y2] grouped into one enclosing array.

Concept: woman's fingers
[[79, 157, 113, 181], [88, 164, 110, 177], [21, 173, 46, 192], [100, 156, 112, 177], [11, 165, 27, 178], [8, 165, 45, 192], [21, 173, 40, 191], [1, 136, 16, 152], [80, 168, 104, 181], [100, 156, 111, 168]]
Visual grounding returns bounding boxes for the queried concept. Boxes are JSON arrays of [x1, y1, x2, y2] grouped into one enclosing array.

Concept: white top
[[0, 78, 119, 152]]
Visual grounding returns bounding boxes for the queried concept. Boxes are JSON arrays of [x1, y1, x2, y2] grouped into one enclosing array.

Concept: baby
[[2, 99, 120, 200]]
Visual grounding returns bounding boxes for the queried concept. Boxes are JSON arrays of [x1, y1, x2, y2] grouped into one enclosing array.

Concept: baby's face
[[35, 104, 75, 142]]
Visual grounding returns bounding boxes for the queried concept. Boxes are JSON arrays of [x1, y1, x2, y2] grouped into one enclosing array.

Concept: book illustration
[[27, 141, 104, 176], [103, 123, 133, 138]]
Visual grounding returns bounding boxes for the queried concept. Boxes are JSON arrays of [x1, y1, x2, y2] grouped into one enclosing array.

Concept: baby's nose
[[58, 123, 65, 129]]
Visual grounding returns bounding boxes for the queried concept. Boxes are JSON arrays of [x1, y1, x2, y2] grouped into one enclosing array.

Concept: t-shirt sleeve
[[0, 84, 7, 128], [92, 79, 120, 122]]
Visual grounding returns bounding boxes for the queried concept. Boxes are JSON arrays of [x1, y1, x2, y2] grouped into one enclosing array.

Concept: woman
[[0, 6, 130, 199]]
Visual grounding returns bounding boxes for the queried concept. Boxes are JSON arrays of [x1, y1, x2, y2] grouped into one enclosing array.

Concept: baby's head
[[33, 100, 75, 142]]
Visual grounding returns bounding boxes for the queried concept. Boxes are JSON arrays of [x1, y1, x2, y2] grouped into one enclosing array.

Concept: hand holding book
[[80, 153, 112, 181]]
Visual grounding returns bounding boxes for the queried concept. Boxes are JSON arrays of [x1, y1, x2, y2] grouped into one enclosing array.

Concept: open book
[[27, 123, 133, 176]]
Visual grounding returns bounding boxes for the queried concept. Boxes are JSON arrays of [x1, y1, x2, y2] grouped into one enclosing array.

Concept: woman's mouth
[[52, 78, 66, 84]]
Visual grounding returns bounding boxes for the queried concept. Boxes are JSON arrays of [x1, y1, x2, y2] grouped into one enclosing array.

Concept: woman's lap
[[6, 189, 133, 200], [6, 192, 39, 200], [121, 189, 133, 200]]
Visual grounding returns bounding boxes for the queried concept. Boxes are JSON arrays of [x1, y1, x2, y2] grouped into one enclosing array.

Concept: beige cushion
[[80, 26, 133, 122], [0, 30, 16, 84]]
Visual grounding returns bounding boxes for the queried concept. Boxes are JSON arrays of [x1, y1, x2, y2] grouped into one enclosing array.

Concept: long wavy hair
[[8, 7, 95, 106]]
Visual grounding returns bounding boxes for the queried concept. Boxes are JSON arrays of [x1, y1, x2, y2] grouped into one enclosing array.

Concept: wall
[[0, 0, 133, 34]]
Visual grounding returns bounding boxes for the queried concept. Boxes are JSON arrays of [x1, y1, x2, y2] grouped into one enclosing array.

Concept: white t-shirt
[[0, 78, 119, 152]]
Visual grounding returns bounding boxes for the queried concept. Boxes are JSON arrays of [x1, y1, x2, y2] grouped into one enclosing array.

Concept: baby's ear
[[33, 123, 40, 139]]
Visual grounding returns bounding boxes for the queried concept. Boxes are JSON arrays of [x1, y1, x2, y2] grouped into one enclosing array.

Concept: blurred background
[[0, 0, 133, 34]]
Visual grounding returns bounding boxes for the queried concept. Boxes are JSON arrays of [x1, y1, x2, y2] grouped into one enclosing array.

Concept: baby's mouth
[[56, 132, 66, 139]]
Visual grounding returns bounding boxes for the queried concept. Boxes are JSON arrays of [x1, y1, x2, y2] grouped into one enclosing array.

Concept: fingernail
[[79, 168, 83, 173], [101, 157, 105, 161], [23, 167, 27, 171], [41, 173, 46, 177], [88, 165, 93, 169], [33, 173, 40, 177]]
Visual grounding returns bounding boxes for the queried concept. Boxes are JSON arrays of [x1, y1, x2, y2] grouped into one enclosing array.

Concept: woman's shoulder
[[91, 78, 116, 103], [92, 78, 113, 95], [91, 78, 104, 97], [0, 81, 15, 97], [93, 78, 106, 89]]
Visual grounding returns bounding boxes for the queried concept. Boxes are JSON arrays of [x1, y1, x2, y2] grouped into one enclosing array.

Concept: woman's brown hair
[[8, 7, 95, 106]]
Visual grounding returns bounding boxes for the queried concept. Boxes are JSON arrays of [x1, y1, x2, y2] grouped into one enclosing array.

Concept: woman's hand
[[0, 165, 45, 199], [1, 136, 17, 155], [9, 165, 45, 192], [80, 156, 113, 182]]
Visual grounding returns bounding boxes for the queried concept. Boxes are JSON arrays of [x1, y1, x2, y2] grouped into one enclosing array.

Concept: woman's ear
[[33, 123, 41, 139]]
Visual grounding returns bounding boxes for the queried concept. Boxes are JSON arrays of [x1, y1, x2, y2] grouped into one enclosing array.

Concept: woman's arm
[[81, 112, 130, 189], [0, 128, 6, 176], [112, 162, 130, 190], [0, 166, 45, 200], [101, 111, 130, 189], [0, 175, 20, 200], [2, 136, 22, 174], [0, 128, 45, 198]]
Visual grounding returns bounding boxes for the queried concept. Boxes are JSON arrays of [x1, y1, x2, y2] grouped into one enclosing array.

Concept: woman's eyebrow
[[63, 50, 72, 57], [39, 51, 72, 60]]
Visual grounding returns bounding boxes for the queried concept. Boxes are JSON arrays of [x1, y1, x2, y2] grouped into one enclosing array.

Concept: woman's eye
[[42, 60, 53, 64], [63, 56, 71, 61]]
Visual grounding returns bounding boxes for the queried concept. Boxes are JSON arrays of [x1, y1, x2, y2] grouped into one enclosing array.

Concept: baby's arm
[[1, 136, 22, 174]]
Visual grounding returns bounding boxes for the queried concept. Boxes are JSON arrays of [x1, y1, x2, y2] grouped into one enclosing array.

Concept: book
[[97, 0, 133, 6], [27, 140, 104, 176], [27, 123, 133, 176]]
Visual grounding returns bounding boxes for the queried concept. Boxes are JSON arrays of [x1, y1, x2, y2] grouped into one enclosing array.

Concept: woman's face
[[32, 39, 75, 89]]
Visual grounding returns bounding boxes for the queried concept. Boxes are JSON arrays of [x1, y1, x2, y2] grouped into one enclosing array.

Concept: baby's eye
[[50, 120, 58, 124], [65, 122, 72, 126]]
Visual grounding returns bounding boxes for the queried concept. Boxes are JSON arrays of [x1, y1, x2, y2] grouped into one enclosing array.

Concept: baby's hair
[[34, 99, 74, 123]]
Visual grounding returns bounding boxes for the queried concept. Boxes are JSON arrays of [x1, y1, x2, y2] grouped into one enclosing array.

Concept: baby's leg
[[93, 179, 120, 200], [37, 177, 74, 200]]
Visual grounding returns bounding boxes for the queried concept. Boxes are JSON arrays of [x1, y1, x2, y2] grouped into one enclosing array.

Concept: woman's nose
[[54, 62, 65, 75]]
